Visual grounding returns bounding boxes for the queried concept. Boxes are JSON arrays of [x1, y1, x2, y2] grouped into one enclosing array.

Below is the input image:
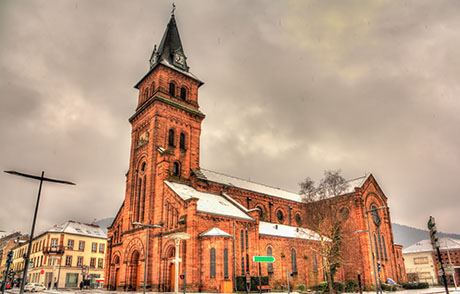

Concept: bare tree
[[299, 170, 349, 293]]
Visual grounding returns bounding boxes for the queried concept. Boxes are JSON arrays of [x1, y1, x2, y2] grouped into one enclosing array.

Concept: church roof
[[164, 181, 254, 221], [259, 221, 322, 241], [199, 227, 233, 238], [403, 237, 460, 254], [195, 169, 369, 203]]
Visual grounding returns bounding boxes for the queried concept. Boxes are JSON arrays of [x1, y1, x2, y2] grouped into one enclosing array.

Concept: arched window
[[382, 235, 388, 260], [245, 230, 249, 249], [241, 257, 245, 276], [295, 214, 302, 226], [180, 133, 186, 150], [312, 251, 318, 273], [210, 248, 216, 278], [150, 82, 155, 95], [267, 247, 274, 274], [246, 254, 249, 272], [173, 162, 180, 177], [240, 230, 244, 252], [378, 233, 384, 260], [180, 87, 187, 100], [374, 234, 380, 260], [291, 249, 297, 273], [168, 129, 175, 147], [224, 248, 229, 278], [276, 209, 284, 223], [169, 82, 175, 97]]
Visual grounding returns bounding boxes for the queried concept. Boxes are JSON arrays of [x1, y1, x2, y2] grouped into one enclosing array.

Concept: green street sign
[[253, 256, 275, 262]]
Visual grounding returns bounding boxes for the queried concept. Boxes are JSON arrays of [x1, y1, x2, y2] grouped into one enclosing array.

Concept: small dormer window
[[168, 129, 175, 147], [180, 133, 186, 150], [180, 87, 186, 100], [169, 83, 175, 97], [173, 162, 180, 176]]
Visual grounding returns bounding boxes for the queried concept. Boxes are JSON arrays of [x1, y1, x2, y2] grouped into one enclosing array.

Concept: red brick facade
[[105, 14, 406, 292]]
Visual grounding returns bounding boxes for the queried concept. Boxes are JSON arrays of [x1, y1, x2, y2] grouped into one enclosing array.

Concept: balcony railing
[[43, 245, 65, 255]]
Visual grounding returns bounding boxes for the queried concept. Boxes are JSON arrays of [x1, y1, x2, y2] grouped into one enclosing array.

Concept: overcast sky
[[1, 0, 459, 238]]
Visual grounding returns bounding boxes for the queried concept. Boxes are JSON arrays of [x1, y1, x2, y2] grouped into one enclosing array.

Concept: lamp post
[[4, 170, 75, 294], [132, 222, 162, 294], [165, 232, 190, 294], [356, 205, 388, 294]]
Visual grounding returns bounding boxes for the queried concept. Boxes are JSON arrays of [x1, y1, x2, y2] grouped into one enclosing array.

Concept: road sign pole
[[258, 263, 262, 294], [287, 269, 290, 294]]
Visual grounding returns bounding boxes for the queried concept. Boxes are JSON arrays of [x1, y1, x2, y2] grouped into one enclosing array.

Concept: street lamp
[[165, 232, 190, 294], [356, 205, 388, 294], [4, 170, 75, 294], [131, 222, 162, 294]]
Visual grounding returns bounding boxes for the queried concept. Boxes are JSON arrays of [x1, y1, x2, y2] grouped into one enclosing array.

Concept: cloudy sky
[[1, 0, 459, 238]]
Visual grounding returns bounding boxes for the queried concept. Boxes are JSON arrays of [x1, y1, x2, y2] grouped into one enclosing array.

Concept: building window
[[210, 248, 216, 278], [312, 251, 318, 273], [373, 234, 379, 260], [92, 243, 97, 253], [295, 214, 302, 226], [173, 162, 180, 176], [245, 230, 249, 249], [180, 87, 187, 100], [169, 82, 175, 97], [378, 233, 384, 260], [224, 248, 229, 279], [246, 254, 249, 272], [179, 133, 186, 150], [65, 255, 72, 267], [51, 239, 58, 248], [90, 258, 96, 268], [67, 240, 74, 250], [79, 241, 85, 251], [168, 129, 175, 147], [241, 257, 245, 276], [291, 249, 297, 274], [276, 209, 284, 223], [240, 230, 244, 252], [77, 256, 83, 266], [414, 257, 429, 264], [382, 235, 388, 260], [150, 82, 155, 95], [98, 258, 104, 269], [99, 243, 105, 253], [267, 247, 274, 274]]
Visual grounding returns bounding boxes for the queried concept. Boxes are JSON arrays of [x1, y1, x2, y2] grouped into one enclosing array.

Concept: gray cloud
[[1, 0, 459, 236]]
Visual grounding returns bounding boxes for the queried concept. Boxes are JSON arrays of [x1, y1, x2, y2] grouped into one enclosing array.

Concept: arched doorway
[[162, 246, 175, 291], [127, 250, 140, 291], [113, 255, 120, 290]]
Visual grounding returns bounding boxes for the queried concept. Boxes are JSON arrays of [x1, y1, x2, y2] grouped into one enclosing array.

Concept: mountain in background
[[391, 223, 460, 248], [95, 218, 460, 248]]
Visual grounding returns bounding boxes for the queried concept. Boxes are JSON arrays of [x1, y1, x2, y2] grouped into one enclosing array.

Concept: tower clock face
[[174, 53, 185, 65]]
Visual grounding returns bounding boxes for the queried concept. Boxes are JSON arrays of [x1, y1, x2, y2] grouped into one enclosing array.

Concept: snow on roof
[[199, 227, 233, 238], [259, 221, 322, 241], [45, 220, 107, 239], [197, 169, 368, 203], [403, 237, 460, 254], [164, 181, 254, 221]]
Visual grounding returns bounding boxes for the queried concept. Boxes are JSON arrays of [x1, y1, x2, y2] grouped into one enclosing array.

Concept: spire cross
[[171, 3, 176, 16]]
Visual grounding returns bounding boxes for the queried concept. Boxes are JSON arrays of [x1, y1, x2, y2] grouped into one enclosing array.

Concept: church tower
[[126, 12, 205, 228]]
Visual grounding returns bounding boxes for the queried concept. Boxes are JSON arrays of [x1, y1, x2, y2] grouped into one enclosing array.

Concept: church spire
[[149, 9, 189, 72]]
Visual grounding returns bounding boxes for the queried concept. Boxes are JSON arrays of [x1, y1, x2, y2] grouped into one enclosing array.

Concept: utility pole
[[428, 216, 449, 294], [4, 170, 75, 294]]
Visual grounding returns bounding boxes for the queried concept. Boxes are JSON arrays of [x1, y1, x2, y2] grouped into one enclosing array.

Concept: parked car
[[24, 283, 46, 292]]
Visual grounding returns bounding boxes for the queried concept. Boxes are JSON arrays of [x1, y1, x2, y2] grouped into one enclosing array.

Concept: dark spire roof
[[149, 14, 189, 72]]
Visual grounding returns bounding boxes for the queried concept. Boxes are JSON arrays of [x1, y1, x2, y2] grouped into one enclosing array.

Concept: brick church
[[105, 12, 406, 292]]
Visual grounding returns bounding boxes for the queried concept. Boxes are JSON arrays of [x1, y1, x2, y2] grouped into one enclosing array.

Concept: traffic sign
[[253, 256, 275, 262]]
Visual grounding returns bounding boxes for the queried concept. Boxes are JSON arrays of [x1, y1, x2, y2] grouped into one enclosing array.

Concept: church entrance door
[[128, 250, 140, 291], [170, 262, 175, 291]]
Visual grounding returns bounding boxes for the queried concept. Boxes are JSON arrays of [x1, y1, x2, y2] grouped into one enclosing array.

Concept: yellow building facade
[[11, 221, 107, 289]]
